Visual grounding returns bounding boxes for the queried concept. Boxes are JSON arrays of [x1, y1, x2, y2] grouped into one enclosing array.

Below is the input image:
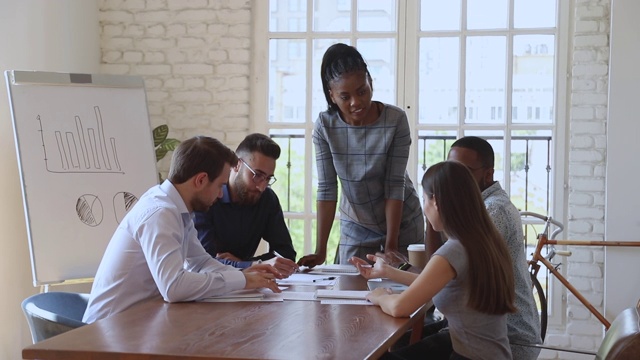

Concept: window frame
[[252, 0, 569, 328]]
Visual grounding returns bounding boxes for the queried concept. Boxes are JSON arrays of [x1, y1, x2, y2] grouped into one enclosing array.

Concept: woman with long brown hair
[[352, 161, 516, 359]]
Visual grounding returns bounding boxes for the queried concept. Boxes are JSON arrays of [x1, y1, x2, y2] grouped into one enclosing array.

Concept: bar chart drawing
[[39, 106, 124, 174]]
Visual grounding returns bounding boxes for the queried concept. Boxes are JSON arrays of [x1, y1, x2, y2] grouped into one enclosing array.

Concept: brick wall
[[99, 0, 252, 175], [539, 1, 611, 359]]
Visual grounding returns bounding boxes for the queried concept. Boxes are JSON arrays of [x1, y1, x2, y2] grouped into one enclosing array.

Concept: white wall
[[0, 1, 99, 358], [545, 1, 612, 357], [604, 0, 640, 321]]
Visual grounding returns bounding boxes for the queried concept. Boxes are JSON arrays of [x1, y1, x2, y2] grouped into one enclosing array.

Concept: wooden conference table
[[23, 275, 427, 360]]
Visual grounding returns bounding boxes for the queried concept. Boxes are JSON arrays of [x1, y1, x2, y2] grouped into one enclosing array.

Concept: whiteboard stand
[[5, 70, 158, 287]]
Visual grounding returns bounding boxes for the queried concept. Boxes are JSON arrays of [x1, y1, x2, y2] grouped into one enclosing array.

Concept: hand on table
[[296, 253, 326, 268], [243, 262, 283, 293], [365, 287, 394, 305]]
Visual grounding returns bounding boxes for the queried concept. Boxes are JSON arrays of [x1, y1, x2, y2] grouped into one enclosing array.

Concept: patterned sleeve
[[313, 115, 339, 202], [385, 108, 411, 200], [485, 200, 522, 264]]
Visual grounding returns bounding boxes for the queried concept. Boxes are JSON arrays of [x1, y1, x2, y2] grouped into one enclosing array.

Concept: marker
[[313, 277, 336, 282]]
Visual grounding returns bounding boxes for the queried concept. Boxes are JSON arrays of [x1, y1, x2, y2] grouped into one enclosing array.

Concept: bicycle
[[521, 211, 640, 343], [520, 211, 564, 342]]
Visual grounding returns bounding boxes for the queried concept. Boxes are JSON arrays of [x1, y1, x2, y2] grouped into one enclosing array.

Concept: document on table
[[199, 289, 265, 302], [276, 273, 338, 286], [367, 278, 409, 294], [279, 291, 317, 301], [199, 289, 285, 303], [315, 289, 373, 305], [320, 299, 374, 306], [308, 264, 359, 275], [315, 289, 370, 300]]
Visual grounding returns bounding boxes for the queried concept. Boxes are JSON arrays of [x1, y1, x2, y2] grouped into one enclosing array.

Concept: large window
[[253, 0, 567, 322]]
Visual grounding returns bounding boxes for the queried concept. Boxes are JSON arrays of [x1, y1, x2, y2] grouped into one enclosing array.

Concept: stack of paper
[[315, 289, 373, 305], [276, 273, 338, 286], [199, 289, 264, 302], [309, 264, 359, 274], [367, 278, 409, 294], [315, 289, 370, 300]]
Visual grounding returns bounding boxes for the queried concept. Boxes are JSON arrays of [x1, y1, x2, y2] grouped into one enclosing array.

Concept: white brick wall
[[98, 1, 614, 358], [99, 0, 252, 175], [537, 1, 612, 359]]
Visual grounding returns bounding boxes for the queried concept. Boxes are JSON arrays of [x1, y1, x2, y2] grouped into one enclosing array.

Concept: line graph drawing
[[38, 106, 124, 174]]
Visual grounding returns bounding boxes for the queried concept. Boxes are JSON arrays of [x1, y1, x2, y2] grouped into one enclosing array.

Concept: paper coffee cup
[[407, 244, 427, 269]]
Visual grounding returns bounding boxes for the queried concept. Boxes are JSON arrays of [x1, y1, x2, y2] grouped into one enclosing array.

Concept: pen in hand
[[273, 250, 301, 274], [313, 276, 336, 282]]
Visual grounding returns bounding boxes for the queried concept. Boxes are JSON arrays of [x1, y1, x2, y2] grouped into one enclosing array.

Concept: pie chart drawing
[[113, 191, 139, 224], [76, 194, 103, 227]]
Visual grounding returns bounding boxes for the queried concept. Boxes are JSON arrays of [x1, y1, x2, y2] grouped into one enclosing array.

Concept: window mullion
[[459, 0, 468, 136], [504, 0, 516, 197], [401, 0, 418, 182], [304, 27, 314, 253]]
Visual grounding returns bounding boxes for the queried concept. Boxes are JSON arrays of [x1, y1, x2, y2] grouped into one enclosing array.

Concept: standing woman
[[297, 43, 424, 266], [353, 161, 516, 360]]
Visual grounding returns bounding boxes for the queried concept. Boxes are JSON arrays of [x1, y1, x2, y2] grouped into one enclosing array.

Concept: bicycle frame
[[525, 211, 640, 330]]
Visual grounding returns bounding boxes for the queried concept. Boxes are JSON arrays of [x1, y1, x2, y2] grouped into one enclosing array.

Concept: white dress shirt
[[83, 180, 246, 323]]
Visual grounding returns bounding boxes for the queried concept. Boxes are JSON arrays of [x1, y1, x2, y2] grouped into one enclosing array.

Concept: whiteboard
[[604, 0, 640, 320], [5, 70, 158, 286]]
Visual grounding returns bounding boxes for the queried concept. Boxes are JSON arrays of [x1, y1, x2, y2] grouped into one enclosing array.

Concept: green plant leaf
[[160, 138, 181, 151], [156, 147, 168, 161], [153, 125, 169, 147]]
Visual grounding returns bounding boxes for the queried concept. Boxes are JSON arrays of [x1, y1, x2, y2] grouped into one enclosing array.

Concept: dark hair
[[450, 136, 495, 169], [168, 136, 238, 184], [421, 161, 515, 315], [236, 133, 281, 160], [320, 43, 373, 113]]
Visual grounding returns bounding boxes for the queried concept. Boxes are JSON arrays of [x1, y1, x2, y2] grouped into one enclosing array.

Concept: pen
[[273, 250, 301, 273], [313, 277, 336, 282]]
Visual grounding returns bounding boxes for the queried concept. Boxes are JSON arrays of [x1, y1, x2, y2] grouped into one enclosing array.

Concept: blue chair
[[21, 292, 90, 343]]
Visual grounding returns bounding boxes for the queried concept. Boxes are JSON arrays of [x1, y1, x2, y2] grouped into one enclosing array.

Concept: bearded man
[[194, 133, 298, 277]]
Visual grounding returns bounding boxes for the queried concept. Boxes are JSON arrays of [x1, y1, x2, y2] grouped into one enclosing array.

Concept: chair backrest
[[21, 292, 90, 343], [596, 306, 640, 360]]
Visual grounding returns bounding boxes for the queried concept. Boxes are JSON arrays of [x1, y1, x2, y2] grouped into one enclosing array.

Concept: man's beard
[[234, 177, 261, 206]]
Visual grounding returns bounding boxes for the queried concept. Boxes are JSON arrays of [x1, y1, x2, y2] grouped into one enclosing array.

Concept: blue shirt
[[194, 184, 296, 269]]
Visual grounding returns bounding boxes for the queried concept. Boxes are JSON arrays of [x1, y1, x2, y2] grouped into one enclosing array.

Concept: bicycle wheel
[[531, 273, 548, 341]]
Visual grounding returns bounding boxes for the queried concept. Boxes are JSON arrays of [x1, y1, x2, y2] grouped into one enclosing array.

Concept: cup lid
[[407, 244, 425, 251]]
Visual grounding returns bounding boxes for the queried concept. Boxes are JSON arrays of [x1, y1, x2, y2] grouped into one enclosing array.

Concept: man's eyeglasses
[[240, 159, 277, 186]]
